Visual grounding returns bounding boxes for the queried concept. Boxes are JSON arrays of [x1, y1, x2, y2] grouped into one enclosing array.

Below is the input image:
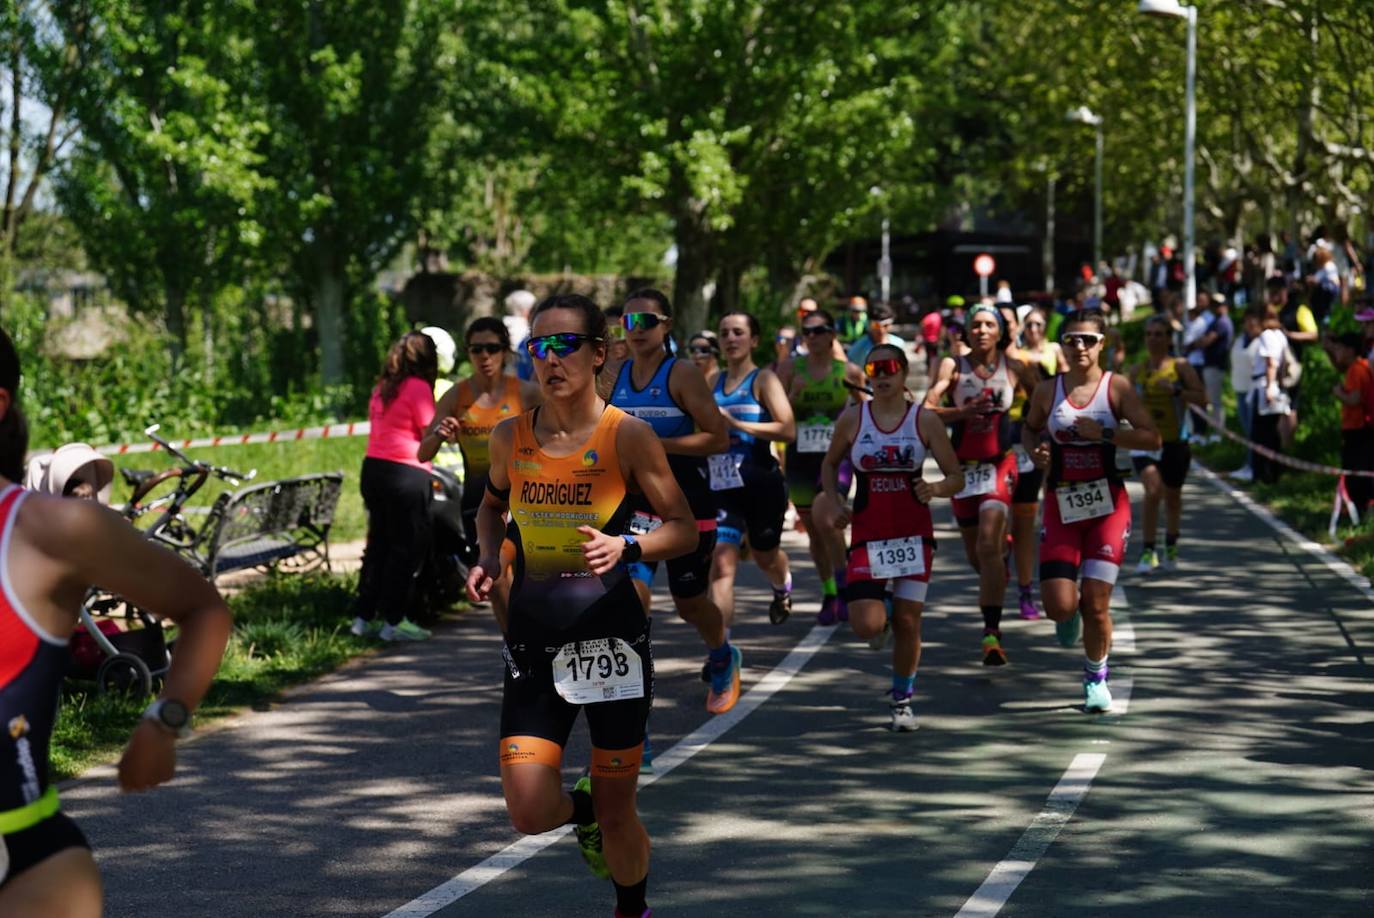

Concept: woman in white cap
[[25, 445, 115, 502]]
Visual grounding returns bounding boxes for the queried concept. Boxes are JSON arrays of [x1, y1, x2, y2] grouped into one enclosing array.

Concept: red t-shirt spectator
[[921, 311, 943, 344], [1341, 357, 1374, 430], [366, 375, 436, 469]]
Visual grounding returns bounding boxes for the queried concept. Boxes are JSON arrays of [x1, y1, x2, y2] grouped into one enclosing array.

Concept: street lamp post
[[1139, 0, 1198, 313], [1067, 106, 1104, 276]]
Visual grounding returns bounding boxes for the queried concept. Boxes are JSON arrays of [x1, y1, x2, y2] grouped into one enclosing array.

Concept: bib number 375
[[552, 638, 644, 705], [1056, 478, 1112, 524]]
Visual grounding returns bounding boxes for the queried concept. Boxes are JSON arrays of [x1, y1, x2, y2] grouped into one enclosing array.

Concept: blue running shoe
[[640, 732, 654, 774], [1055, 611, 1082, 648]]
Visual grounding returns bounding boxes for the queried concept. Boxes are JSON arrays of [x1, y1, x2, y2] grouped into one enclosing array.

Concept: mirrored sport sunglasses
[[467, 343, 506, 356], [864, 358, 903, 378], [525, 333, 602, 360], [1061, 332, 1105, 349], [689, 345, 716, 356], [621, 312, 664, 332], [802, 324, 834, 337]]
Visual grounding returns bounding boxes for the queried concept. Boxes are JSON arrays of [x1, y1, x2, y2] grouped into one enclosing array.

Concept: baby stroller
[[26, 442, 175, 696], [69, 594, 171, 697]]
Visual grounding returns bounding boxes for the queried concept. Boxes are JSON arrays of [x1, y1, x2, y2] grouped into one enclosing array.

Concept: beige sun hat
[[25, 443, 115, 500]]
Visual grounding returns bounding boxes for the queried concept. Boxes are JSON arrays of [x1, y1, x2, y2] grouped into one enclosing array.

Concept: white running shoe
[[889, 694, 918, 732], [350, 616, 382, 638], [1227, 466, 1254, 481]]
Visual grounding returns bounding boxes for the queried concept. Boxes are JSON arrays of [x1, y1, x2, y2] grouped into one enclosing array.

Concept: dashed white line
[[381, 623, 838, 918], [953, 753, 1108, 918]]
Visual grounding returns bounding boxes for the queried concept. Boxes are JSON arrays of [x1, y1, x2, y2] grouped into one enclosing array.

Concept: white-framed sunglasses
[[1061, 332, 1105, 348]]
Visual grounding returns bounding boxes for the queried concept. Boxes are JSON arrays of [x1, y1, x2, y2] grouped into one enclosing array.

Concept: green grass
[[108, 434, 369, 542], [52, 571, 375, 781], [1192, 436, 1374, 582]]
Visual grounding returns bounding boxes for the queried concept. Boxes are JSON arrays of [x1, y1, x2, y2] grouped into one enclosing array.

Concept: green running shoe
[[1055, 611, 1082, 648], [1134, 547, 1157, 575], [380, 618, 431, 642], [571, 776, 610, 879], [1162, 544, 1179, 571]]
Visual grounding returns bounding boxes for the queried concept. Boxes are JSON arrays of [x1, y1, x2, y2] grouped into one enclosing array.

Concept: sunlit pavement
[[64, 471, 1374, 917]]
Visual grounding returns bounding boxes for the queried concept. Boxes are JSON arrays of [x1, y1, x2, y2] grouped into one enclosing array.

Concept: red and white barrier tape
[[1187, 404, 1374, 478], [94, 420, 371, 457]]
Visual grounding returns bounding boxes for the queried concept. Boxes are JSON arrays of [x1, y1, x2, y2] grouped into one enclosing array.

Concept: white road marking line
[[1196, 463, 1374, 603], [381, 623, 839, 918], [953, 753, 1108, 918], [1111, 584, 1135, 654]]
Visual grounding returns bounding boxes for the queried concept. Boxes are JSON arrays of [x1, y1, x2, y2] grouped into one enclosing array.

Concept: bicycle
[[73, 425, 256, 696]]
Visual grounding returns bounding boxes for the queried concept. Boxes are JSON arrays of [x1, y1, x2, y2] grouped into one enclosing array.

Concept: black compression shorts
[[499, 583, 654, 773], [0, 812, 89, 889], [1131, 441, 1192, 490], [628, 526, 716, 599], [715, 467, 788, 552], [1012, 466, 1045, 504]]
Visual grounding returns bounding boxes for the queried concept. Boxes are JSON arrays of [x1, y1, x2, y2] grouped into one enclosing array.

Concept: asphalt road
[[63, 472, 1374, 917]]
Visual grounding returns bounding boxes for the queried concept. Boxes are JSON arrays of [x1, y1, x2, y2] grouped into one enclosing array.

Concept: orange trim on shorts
[[499, 735, 563, 770], [590, 744, 644, 779]]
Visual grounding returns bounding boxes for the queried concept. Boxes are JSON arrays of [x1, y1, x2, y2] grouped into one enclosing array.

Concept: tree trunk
[[313, 252, 347, 387], [712, 260, 742, 316], [671, 205, 713, 338], [164, 281, 187, 373]]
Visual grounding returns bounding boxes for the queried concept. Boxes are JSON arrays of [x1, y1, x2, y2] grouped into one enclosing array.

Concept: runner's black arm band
[[486, 480, 511, 501]]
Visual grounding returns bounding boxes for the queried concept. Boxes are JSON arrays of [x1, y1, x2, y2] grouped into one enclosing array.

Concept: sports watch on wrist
[[621, 534, 643, 564], [1101, 428, 1116, 443], [143, 698, 192, 739]]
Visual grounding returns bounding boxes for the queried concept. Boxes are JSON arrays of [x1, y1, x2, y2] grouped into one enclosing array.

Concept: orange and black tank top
[[506, 405, 636, 633], [458, 376, 525, 480]]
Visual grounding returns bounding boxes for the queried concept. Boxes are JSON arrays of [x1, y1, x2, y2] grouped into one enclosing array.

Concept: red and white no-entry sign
[[973, 253, 996, 277]]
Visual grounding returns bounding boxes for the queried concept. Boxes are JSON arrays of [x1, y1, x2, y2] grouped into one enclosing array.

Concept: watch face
[[159, 699, 190, 729]]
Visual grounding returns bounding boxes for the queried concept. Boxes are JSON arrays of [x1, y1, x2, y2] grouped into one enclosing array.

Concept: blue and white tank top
[[713, 368, 776, 470], [612, 356, 713, 520]]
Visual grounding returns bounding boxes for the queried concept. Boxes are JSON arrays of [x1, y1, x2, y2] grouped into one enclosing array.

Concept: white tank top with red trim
[[848, 402, 933, 544]]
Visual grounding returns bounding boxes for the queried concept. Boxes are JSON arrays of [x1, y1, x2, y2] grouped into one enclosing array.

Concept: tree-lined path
[[62, 474, 1374, 917]]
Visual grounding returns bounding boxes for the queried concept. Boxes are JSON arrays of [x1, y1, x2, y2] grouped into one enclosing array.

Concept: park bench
[[193, 472, 344, 581]]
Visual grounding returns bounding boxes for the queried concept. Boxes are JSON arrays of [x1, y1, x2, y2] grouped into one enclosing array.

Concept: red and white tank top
[[951, 354, 1015, 461], [0, 486, 69, 814], [1047, 372, 1120, 488], [848, 403, 933, 545]]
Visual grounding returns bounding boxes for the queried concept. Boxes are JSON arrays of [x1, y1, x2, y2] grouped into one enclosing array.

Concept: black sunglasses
[[802, 325, 834, 337], [467, 343, 505, 356]]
